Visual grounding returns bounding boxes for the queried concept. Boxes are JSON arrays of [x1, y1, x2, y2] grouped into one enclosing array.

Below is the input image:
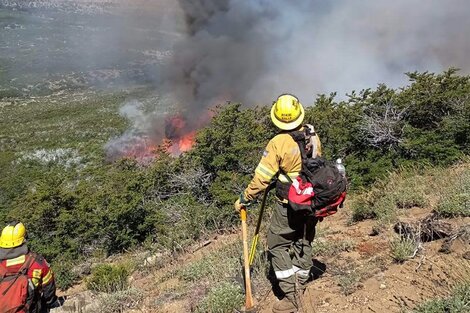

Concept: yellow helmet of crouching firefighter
[[0, 222, 26, 248]]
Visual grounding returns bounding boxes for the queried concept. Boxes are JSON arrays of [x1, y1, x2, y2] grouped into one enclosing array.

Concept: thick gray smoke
[[3, 0, 469, 104], [171, 0, 470, 108]]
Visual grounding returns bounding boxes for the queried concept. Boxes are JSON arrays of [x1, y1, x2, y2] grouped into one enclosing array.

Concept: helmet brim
[[270, 104, 305, 130]]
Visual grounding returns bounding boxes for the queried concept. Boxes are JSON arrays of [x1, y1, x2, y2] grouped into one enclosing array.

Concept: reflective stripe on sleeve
[[275, 268, 295, 279], [255, 163, 276, 180], [6, 255, 25, 267], [42, 270, 53, 285], [32, 269, 42, 287]]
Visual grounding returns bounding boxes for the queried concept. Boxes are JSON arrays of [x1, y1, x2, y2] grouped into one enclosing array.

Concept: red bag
[[0, 255, 34, 313], [288, 177, 315, 210], [288, 176, 346, 218]]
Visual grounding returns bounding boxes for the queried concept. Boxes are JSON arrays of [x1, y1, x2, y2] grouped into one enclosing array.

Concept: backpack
[[286, 129, 347, 218], [0, 254, 34, 313]]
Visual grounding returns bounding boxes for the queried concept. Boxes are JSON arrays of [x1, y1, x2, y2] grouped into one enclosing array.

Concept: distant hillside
[[0, 0, 180, 97]]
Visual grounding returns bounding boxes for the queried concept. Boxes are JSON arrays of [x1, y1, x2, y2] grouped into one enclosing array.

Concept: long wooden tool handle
[[241, 207, 254, 309]]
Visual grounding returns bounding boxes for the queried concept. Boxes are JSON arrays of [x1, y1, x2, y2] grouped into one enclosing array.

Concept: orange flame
[[115, 100, 225, 164], [178, 131, 196, 152]]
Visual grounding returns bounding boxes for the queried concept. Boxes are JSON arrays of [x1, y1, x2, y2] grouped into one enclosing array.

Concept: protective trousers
[[267, 202, 318, 299]]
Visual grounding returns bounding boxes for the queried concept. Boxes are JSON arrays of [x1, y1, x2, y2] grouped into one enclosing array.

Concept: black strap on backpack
[[276, 128, 313, 185], [289, 129, 319, 181]]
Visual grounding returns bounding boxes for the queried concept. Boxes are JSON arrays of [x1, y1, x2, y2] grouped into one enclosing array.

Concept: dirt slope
[[256, 207, 469, 313], [127, 205, 469, 313], [54, 204, 469, 313]]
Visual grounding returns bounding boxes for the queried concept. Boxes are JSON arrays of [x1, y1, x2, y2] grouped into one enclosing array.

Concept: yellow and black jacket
[[242, 130, 322, 203]]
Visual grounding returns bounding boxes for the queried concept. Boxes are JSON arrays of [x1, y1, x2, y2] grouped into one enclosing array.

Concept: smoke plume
[[170, 0, 470, 108]]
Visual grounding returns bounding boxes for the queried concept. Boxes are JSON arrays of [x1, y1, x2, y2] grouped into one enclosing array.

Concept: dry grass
[[389, 236, 419, 263], [351, 163, 470, 224]]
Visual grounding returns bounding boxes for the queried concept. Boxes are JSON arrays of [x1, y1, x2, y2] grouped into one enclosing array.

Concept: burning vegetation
[[105, 110, 206, 164], [165, 114, 197, 155]]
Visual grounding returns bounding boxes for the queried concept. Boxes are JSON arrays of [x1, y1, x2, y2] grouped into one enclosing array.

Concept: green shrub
[[350, 169, 435, 223], [86, 264, 130, 293], [390, 237, 417, 263], [436, 193, 470, 217], [331, 262, 368, 296], [180, 258, 215, 282], [371, 195, 399, 222], [52, 258, 79, 290], [337, 270, 362, 296], [312, 238, 355, 257], [351, 193, 396, 222], [391, 175, 428, 209], [350, 195, 378, 221], [196, 282, 244, 313], [413, 282, 470, 313]]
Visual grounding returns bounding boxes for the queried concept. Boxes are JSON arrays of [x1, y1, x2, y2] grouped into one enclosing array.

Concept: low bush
[[195, 282, 244, 313], [180, 258, 215, 282], [391, 174, 428, 209], [413, 282, 470, 313], [331, 262, 365, 296], [176, 240, 271, 312], [436, 193, 470, 217], [390, 237, 417, 263], [178, 242, 241, 283], [52, 258, 79, 290], [312, 238, 355, 257], [351, 191, 398, 223], [350, 195, 378, 221], [434, 166, 470, 217], [86, 264, 130, 293], [349, 165, 470, 223]]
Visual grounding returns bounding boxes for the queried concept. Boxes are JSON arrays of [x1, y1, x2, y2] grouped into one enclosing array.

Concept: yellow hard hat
[[0, 222, 26, 248], [270, 94, 305, 130]]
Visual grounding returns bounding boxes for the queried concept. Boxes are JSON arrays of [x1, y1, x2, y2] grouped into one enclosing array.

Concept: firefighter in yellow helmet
[[235, 94, 322, 313], [0, 222, 60, 313]]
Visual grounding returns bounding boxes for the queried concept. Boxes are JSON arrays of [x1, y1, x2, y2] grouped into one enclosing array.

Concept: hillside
[[50, 163, 469, 313], [1, 69, 469, 312]]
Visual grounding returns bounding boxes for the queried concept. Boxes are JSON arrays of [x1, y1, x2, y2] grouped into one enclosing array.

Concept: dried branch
[[360, 101, 407, 150]]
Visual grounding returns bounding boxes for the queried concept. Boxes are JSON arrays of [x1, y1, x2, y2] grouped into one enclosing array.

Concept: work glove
[[234, 199, 244, 213], [234, 194, 251, 213]]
